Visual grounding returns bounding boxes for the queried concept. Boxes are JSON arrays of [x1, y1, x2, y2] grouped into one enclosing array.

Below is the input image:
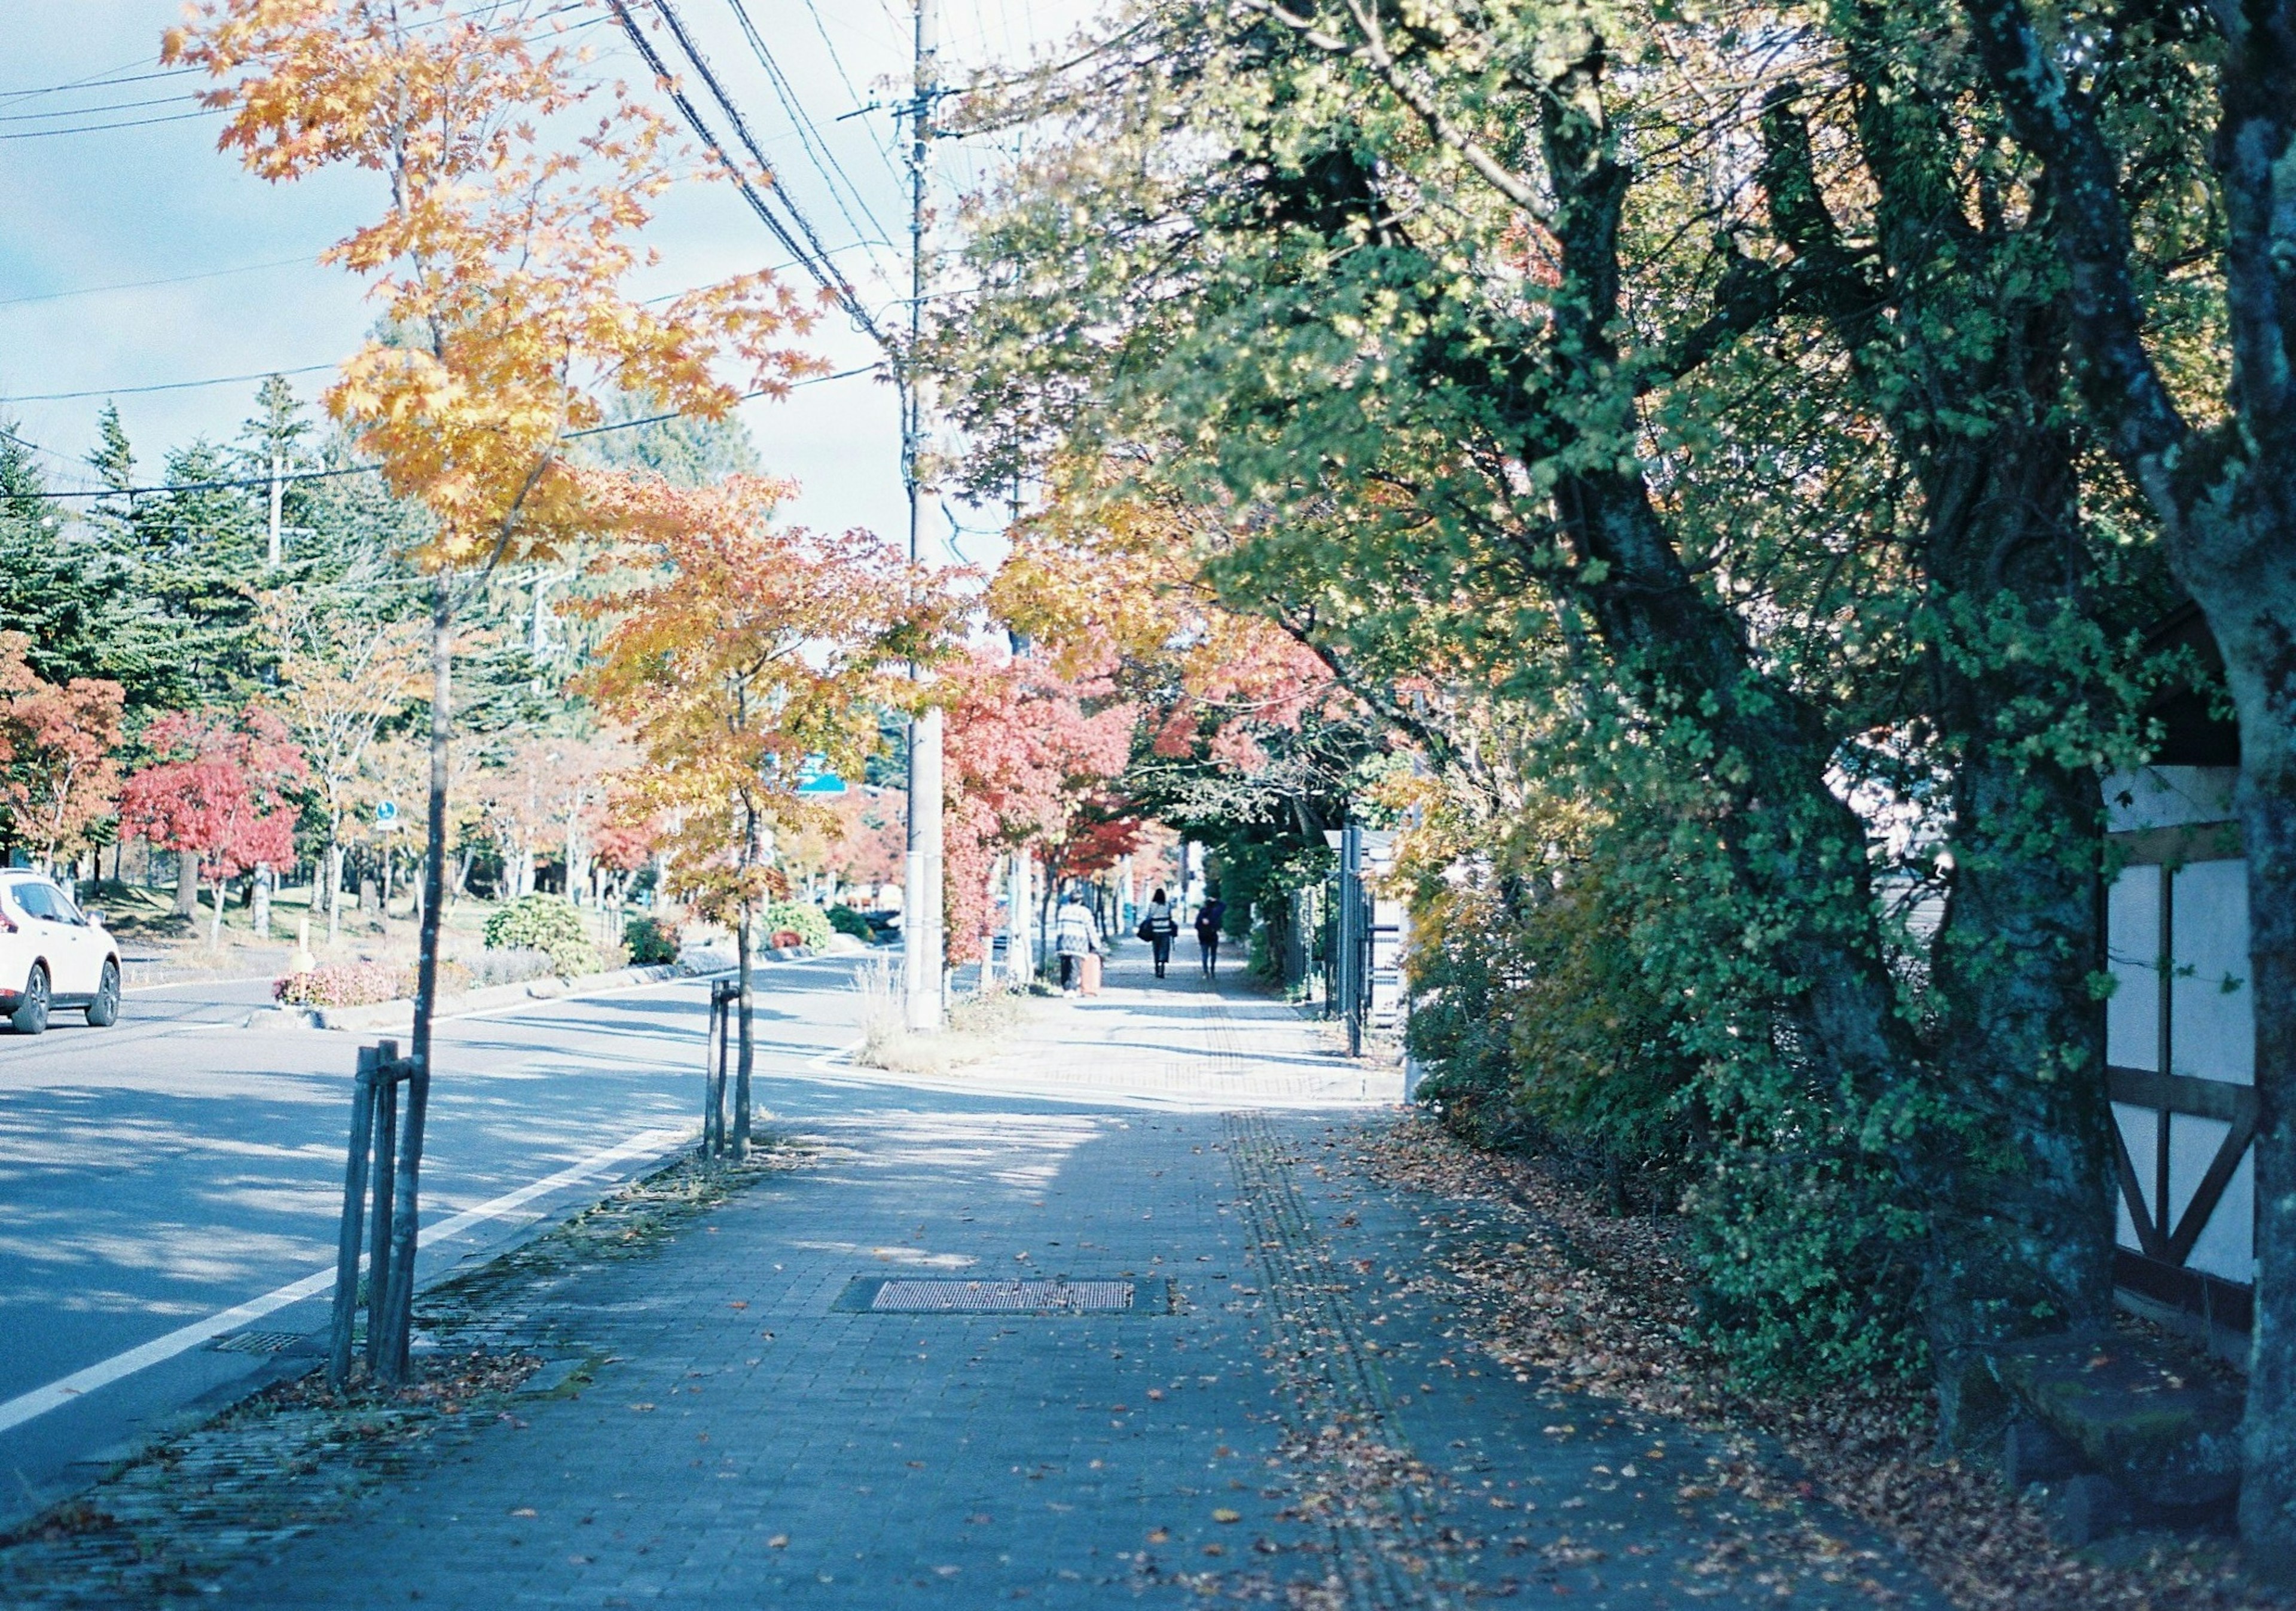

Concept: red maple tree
[[0, 632, 126, 870], [121, 708, 309, 945], [941, 650, 1138, 965]]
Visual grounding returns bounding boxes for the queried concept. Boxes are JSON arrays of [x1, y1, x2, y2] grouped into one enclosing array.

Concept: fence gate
[[2103, 766, 2255, 1341]]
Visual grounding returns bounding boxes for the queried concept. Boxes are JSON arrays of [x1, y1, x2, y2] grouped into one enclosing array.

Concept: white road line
[[807, 1038, 863, 1071], [124, 974, 276, 994], [0, 1125, 688, 1436]]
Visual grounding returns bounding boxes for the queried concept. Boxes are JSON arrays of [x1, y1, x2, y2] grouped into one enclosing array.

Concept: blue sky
[[0, 0, 1092, 557]]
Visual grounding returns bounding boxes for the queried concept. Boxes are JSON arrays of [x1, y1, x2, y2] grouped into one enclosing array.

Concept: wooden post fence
[[326, 1038, 417, 1390]]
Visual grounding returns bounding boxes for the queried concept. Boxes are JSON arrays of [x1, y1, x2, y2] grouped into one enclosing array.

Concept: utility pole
[[900, 0, 946, 1031]]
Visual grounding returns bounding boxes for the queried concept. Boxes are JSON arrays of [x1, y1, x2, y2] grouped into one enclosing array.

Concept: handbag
[[1135, 918, 1156, 942]]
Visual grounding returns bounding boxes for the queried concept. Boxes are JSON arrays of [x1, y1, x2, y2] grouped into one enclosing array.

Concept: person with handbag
[[1135, 886, 1177, 978], [1053, 889, 1101, 993]]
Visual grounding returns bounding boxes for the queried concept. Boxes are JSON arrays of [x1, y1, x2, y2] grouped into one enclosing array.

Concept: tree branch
[[1955, 0, 2197, 479], [1235, 0, 1550, 218]]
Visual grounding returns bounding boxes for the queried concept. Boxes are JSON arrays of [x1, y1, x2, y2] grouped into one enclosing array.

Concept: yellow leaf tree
[[167, 0, 817, 1379], [582, 474, 948, 1157]]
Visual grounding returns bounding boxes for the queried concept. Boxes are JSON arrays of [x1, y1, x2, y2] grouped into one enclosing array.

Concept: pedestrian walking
[[1053, 889, 1100, 993], [1137, 886, 1177, 978], [1194, 889, 1226, 979]]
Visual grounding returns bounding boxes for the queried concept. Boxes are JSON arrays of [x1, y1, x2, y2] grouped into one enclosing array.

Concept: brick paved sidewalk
[[836, 945, 1405, 1109], [1, 976, 1949, 1608]]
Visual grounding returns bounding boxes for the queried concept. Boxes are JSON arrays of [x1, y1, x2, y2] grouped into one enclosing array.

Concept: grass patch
[[851, 958, 1036, 1074]]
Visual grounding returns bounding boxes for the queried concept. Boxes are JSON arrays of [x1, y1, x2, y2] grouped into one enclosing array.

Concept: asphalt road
[[0, 956, 871, 1529]]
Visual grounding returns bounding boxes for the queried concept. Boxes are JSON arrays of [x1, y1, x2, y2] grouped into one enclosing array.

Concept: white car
[[0, 872, 121, 1033]]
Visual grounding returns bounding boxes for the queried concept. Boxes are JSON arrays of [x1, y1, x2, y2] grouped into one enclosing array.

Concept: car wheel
[[12, 964, 49, 1035], [85, 959, 121, 1028]]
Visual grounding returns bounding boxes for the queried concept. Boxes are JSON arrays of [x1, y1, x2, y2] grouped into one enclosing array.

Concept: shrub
[[463, 947, 555, 990], [761, 899, 832, 951], [624, 915, 680, 966], [274, 961, 405, 1008], [483, 894, 599, 977], [826, 903, 874, 941]]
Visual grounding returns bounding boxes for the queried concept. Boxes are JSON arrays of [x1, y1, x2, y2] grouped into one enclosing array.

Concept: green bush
[[827, 903, 874, 940], [484, 894, 598, 977], [624, 914, 679, 966], [761, 900, 833, 951], [1405, 803, 1931, 1388]]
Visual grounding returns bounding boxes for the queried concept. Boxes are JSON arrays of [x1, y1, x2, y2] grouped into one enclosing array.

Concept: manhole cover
[[866, 1278, 1135, 1313], [209, 1330, 306, 1355]]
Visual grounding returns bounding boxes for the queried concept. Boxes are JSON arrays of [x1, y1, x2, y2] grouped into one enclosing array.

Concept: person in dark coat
[[1194, 889, 1226, 979]]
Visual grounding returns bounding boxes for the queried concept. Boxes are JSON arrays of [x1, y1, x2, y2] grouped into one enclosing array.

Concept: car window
[[48, 888, 83, 925], [10, 881, 56, 920]]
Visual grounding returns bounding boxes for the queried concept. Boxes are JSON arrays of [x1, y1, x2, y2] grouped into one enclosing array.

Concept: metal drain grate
[[209, 1329, 307, 1355], [870, 1278, 1134, 1313]]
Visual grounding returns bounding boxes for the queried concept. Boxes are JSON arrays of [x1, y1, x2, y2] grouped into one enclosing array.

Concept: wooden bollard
[[326, 1046, 380, 1389]]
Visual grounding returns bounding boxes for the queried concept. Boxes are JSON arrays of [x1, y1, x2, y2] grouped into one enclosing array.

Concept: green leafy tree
[[939, 0, 2181, 1410]]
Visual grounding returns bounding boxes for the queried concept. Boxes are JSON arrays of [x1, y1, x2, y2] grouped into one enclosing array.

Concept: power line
[[0, 91, 201, 124], [719, 0, 898, 282], [0, 254, 317, 310], [2, 362, 337, 404], [12, 364, 884, 502], [607, 0, 895, 356], [798, 0, 904, 188], [0, 62, 196, 105], [564, 362, 881, 439], [0, 108, 219, 142]]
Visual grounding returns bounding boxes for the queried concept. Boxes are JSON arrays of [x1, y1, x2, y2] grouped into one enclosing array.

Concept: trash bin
[[1079, 952, 1103, 995]]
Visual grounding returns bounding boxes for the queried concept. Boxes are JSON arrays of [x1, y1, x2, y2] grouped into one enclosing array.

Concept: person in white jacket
[[1141, 886, 1177, 977], [1052, 891, 1100, 992]]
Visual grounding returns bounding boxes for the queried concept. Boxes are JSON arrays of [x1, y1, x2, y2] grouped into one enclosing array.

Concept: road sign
[[374, 800, 399, 826], [795, 754, 846, 796]]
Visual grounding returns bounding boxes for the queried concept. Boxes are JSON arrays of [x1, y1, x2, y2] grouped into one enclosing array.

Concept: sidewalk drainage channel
[[833, 1276, 1172, 1315], [206, 1331, 309, 1355]]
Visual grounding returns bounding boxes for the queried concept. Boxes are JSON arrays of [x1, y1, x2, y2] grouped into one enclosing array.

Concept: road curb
[[246, 964, 686, 1032]]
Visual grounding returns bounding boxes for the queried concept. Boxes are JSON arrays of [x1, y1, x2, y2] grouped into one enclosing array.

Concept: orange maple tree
[[583, 474, 949, 1154], [166, 0, 818, 1380]]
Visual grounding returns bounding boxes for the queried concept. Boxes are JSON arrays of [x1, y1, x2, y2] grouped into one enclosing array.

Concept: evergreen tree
[[0, 417, 164, 696], [124, 440, 271, 705]]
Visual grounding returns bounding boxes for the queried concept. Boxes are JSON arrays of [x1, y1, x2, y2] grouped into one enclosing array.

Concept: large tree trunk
[[1955, 0, 2296, 1569], [377, 575, 453, 1386], [2237, 710, 2296, 1572], [1750, 51, 2121, 1431]]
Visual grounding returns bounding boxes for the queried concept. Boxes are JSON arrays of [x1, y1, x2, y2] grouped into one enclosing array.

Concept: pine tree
[[126, 441, 271, 706], [0, 417, 164, 697]]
